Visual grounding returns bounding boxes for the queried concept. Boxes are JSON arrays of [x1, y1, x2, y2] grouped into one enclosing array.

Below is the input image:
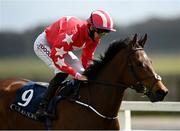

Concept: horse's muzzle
[[145, 80, 168, 102], [146, 89, 168, 102]]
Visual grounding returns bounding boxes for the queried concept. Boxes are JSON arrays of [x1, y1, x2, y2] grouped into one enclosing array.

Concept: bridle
[[127, 48, 162, 95], [86, 47, 162, 94], [73, 47, 162, 120]]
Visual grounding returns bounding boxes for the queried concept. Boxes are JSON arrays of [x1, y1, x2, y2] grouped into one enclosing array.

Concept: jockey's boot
[[36, 73, 68, 119]]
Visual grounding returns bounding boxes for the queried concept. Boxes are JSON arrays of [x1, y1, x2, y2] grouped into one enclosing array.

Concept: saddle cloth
[[10, 80, 80, 121]]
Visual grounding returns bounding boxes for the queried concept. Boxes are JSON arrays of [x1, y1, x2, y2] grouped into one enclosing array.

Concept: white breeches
[[33, 32, 85, 74]]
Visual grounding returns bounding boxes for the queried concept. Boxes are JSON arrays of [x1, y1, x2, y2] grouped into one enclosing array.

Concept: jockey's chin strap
[[88, 25, 96, 41]]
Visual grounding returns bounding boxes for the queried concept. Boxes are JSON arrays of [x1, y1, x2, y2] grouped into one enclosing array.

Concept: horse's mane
[[84, 37, 131, 79]]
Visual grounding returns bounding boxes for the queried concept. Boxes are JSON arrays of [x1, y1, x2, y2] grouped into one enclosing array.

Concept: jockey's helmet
[[88, 10, 116, 32]]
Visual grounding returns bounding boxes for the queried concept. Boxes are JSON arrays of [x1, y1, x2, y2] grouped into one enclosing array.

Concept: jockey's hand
[[78, 75, 88, 81], [75, 73, 88, 81]]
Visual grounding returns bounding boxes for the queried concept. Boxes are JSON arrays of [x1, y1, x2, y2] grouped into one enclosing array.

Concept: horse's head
[[84, 34, 168, 102], [123, 34, 168, 102]]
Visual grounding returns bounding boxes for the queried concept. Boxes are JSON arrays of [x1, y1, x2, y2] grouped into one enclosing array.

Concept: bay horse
[[0, 34, 168, 130]]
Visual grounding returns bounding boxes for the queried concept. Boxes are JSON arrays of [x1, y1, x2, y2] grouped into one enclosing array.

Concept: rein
[[67, 80, 127, 120], [70, 48, 162, 120]]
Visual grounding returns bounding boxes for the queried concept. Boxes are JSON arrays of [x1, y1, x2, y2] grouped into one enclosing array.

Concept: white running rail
[[119, 101, 180, 131]]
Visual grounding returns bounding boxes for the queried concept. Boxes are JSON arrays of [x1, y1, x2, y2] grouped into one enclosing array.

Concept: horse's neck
[[90, 54, 127, 117]]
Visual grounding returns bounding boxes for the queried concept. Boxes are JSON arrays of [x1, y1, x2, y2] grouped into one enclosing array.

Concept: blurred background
[[0, 0, 180, 129], [0, 0, 180, 101]]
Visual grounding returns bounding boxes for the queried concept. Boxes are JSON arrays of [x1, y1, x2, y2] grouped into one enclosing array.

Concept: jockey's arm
[[50, 46, 78, 77], [81, 41, 98, 69]]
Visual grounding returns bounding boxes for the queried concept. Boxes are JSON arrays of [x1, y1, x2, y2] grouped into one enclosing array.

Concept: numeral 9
[[18, 89, 34, 107]]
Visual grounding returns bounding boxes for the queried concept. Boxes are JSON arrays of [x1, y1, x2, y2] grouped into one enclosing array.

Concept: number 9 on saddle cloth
[[10, 79, 80, 121]]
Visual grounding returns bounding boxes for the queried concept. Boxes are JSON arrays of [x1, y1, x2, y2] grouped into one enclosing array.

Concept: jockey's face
[[95, 28, 110, 38], [88, 25, 110, 40]]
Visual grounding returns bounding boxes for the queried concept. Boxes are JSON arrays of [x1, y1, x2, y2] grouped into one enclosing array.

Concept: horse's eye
[[137, 62, 144, 68]]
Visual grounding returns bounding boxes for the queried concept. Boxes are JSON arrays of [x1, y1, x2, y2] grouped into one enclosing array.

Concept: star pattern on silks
[[55, 57, 66, 67], [62, 34, 73, 45], [55, 47, 66, 57]]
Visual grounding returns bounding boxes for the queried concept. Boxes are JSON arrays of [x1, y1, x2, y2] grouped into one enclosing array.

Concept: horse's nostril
[[156, 90, 168, 96], [165, 90, 168, 95]]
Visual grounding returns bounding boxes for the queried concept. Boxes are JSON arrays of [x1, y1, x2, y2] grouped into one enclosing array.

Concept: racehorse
[[0, 34, 168, 130]]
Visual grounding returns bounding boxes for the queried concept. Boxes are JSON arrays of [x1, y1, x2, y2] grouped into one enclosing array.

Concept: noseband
[[127, 48, 162, 94]]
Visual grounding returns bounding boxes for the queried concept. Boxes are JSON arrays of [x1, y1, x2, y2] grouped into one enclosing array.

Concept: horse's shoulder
[[0, 78, 29, 92]]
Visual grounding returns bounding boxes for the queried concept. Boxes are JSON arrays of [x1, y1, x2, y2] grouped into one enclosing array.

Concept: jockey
[[34, 9, 116, 118]]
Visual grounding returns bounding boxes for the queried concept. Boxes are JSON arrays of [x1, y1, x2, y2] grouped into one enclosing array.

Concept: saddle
[[10, 79, 81, 121], [57, 79, 81, 98]]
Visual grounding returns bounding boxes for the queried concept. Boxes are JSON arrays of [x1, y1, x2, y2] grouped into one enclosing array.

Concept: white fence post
[[119, 101, 180, 131], [119, 110, 132, 131]]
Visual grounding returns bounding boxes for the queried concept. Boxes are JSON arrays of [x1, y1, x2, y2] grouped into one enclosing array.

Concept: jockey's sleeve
[[81, 40, 99, 69], [50, 46, 78, 77]]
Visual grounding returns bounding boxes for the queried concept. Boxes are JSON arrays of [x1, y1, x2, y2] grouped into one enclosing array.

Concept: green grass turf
[[0, 55, 179, 80]]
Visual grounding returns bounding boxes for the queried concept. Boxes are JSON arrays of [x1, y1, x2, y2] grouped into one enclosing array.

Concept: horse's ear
[[131, 34, 138, 47], [139, 34, 147, 48]]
